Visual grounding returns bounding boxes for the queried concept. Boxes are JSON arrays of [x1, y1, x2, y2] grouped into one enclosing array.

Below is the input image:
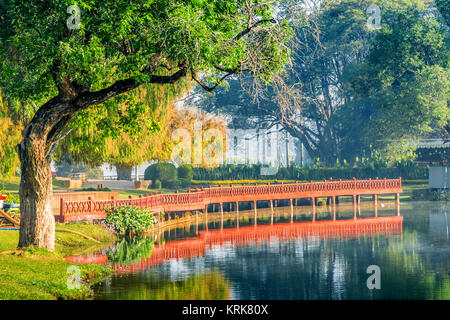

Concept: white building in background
[[59, 124, 312, 180], [429, 167, 449, 189], [225, 125, 311, 167]]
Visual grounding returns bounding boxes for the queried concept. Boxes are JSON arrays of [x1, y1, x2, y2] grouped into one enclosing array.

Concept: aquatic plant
[[104, 206, 155, 237]]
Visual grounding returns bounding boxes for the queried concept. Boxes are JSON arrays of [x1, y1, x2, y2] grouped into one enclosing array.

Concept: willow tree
[[57, 82, 189, 180], [0, 91, 22, 179], [58, 82, 227, 179], [0, 0, 292, 250]]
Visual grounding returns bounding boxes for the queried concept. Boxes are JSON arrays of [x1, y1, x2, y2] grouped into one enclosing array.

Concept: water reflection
[[85, 202, 450, 300]]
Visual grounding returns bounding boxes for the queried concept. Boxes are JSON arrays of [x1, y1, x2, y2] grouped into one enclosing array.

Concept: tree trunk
[[116, 164, 133, 180], [17, 137, 55, 251]]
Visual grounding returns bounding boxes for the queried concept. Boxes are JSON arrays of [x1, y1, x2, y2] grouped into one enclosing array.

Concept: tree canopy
[[193, 0, 449, 166], [0, 0, 294, 250]]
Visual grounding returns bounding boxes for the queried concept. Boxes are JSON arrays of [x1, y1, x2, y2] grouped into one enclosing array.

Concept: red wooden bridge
[[58, 178, 402, 223], [66, 216, 403, 273]]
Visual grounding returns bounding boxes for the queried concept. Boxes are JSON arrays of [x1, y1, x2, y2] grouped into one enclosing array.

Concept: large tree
[[0, 0, 292, 250], [57, 82, 189, 180], [194, 0, 376, 165], [345, 0, 450, 161], [194, 0, 449, 165]]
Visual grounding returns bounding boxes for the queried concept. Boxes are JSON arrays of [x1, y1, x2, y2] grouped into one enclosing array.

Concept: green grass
[[54, 222, 118, 256], [118, 188, 177, 198], [0, 254, 112, 300], [0, 176, 65, 192], [0, 176, 21, 192], [0, 223, 117, 300]]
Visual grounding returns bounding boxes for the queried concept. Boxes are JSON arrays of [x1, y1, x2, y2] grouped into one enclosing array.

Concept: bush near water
[[104, 206, 156, 237]]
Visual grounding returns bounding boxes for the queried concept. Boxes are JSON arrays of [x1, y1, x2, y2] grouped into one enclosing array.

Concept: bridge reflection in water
[[66, 215, 403, 274]]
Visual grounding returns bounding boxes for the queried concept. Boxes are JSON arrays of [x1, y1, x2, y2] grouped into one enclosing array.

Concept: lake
[[89, 201, 449, 300]]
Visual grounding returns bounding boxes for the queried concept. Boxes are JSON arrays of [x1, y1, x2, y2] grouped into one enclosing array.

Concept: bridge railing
[[202, 178, 401, 199], [59, 178, 402, 222]]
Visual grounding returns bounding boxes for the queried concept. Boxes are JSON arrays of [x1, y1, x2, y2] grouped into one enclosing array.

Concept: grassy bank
[[0, 222, 117, 300], [1, 176, 65, 192]]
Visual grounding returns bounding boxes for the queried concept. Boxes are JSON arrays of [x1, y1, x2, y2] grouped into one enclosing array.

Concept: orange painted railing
[[58, 178, 402, 222]]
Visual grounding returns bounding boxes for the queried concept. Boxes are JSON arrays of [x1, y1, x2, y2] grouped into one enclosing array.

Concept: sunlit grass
[[0, 223, 117, 300]]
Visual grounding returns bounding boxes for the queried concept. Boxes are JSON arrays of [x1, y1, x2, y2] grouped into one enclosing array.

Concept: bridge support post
[[270, 200, 274, 225], [373, 195, 378, 217], [395, 193, 400, 216], [332, 196, 336, 221], [195, 213, 199, 235], [254, 200, 257, 226], [205, 205, 208, 231], [353, 195, 357, 220], [236, 202, 240, 228], [312, 197, 316, 222], [290, 199, 294, 223], [357, 195, 361, 217], [220, 203, 224, 230]]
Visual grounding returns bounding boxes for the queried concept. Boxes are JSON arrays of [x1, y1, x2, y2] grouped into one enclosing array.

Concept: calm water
[[91, 201, 449, 300]]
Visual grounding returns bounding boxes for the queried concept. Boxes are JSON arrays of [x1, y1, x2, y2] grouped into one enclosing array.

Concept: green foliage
[[0, 189, 20, 204], [0, 253, 111, 300], [104, 206, 155, 236], [179, 178, 192, 188], [193, 164, 428, 181], [106, 237, 154, 266], [194, 0, 449, 165], [54, 158, 103, 179], [153, 179, 162, 189], [178, 164, 193, 180], [0, 93, 21, 179], [177, 164, 193, 188], [369, 140, 418, 168], [412, 188, 450, 201], [144, 162, 177, 182], [348, 2, 450, 149], [435, 0, 450, 26], [415, 147, 450, 162], [0, 0, 292, 119], [162, 179, 180, 189]]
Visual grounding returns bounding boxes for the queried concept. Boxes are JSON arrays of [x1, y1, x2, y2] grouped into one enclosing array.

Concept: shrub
[[104, 206, 156, 237], [178, 164, 193, 180], [144, 162, 177, 183], [179, 178, 192, 188], [162, 179, 180, 189], [192, 165, 428, 181], [153, 179, 162, 189]]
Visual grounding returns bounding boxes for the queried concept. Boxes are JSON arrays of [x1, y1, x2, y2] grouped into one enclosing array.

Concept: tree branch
[[234, 18, 277, 41], [192, 69, 236, 93], [74, 65, 188, 107]]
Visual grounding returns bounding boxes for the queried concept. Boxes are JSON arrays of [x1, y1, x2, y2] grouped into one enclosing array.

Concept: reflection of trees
[[377, 230, 450, 300], [96, 271, 230, 300], [97, 204, 449, 300], [106, 237, 154, 266]]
